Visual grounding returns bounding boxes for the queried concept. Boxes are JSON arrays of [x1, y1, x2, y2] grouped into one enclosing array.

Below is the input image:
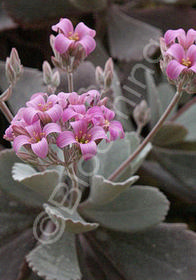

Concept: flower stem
[[67, 69, 74, 92], [108, 90, 182, 181], [68, 164, 78, 190], [0, 101, 13, 123]]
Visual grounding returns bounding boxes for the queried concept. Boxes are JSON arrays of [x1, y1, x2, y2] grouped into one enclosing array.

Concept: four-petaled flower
[[166, 44, 196, 80], [57, 120, 107, 160], [52, 18, 96, 56], [23, 93, 63, 124], [13, 120, 61, 158]]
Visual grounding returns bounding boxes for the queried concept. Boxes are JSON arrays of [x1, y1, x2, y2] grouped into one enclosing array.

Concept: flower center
[[38, 101, 53, 112], [28, 132, 45, 143], [75, 132, 91, 144], [182, 58, 192, 67], [68, 32, 79, 41]]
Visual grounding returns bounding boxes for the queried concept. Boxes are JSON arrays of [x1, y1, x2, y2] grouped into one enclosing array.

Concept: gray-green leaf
[[175, 102, 196, 141], [107, 6, 161, 62], [44, 204, 98, 234], [152, 122, 188, 147], [27, 231, 81, 280], [12, 163, 60, 200], [96, 132, 151, 181], [0, 149, 43, 207], [85, 174, 139, 206], [79, 186, 169, 232], [154, 146, 196, 189]]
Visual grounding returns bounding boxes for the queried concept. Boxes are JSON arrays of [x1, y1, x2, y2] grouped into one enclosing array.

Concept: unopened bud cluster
[[43, 61, 60, 92], [95, 58, 114, 90], [5, 48, 23, 85]]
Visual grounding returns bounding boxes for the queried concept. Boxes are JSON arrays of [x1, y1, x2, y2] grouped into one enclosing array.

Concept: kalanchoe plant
[[0, 19, 196, 280]]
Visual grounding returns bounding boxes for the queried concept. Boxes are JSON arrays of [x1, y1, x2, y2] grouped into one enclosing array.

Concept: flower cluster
[[51, 18, 96, 71], [160, 28, 196, 91], [4, 90, 124, 163]]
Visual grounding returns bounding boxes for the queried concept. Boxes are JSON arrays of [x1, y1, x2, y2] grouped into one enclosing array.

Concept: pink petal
[[4, 126, 14, 141], [109, 121, 125, 141], [13, 135, 30, 153], [80, 141, 97, 160], [101, 105, 115, 121], [166, 44, 185, 62], [186, 45, 196, 64], [57, 92, 69, 109], [52, 18, 74, 36], [68, 92, 80, 105], [46, 104, 63, 122], [164, 29, 185, 46], [48, 94, 58, 104], [56, 131, 77, 148], [25, 120, 42, 137], [69, 105, 86, 115], [27, 94, 45, 108], [166, 60, 186, 80], [23, 107, 39, 125], [89, 126, 107, 141], [54, 34, 73, 54], [12, 107, 25, 121], [71, 120, 88, 136], [31, 138, 48, 158], [189, 64, 196, 73], [43, 123, 61, 136], [77, 35, 96, 56], [62, 108, 78, 122], [86, 106, 103, 125], [75, 22, 96, 38], [186, 29, 196, 48]]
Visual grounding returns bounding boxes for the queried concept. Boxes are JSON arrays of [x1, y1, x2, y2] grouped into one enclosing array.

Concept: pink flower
[[52, 18, 96, 56], [23, 93, 63, 124], [57, 120, 107, 160], [164, 29, 196, 49], [57, 92, 69, 109], [100, 106, 125, 141], [13, 120, 61, 158], [4, 108, 27, 141], [62, 105, 86, 122], [83, 90, 101, 106], [166, 44, 196, 80], [68, 92, 87, 105]]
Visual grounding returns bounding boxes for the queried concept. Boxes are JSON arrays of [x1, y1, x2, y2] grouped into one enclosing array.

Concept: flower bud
[[104, 58, 114, 74], [133, 100, 151, 128], [52, 71, 60, 88], [10, 48, 22, 75], [51, 56, 62, 69], [103, 58, 114, 89], [43, 61, 53, 84], [5, 58, 16, 84], [104, 70, 113, 89], [5, 48, 23, 84], [95, 66, 104, 86]]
